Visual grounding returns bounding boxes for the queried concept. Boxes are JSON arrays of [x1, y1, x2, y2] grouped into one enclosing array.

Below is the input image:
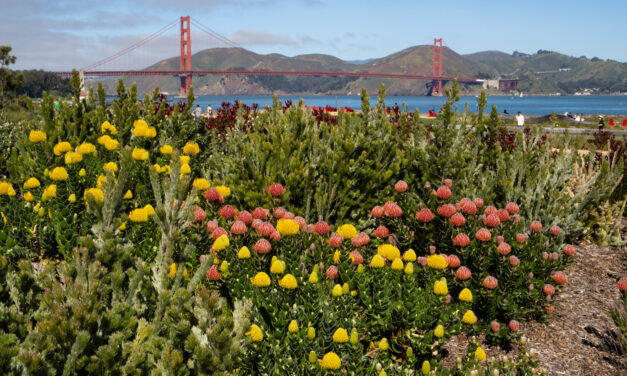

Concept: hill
[[87, 46, 627, 96]]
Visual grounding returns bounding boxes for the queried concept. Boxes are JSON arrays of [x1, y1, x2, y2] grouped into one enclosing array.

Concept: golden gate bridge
[[53, 16, 518, 97]]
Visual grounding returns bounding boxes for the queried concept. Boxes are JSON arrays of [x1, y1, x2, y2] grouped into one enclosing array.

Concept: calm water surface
[[182, 95, 627, 115]]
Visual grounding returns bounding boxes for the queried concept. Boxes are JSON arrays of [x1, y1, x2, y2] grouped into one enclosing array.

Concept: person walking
[[194, 105, 202, 119], [515, 111, 525, 126], [206, 104, 212, 118], [597, 115, 605, 130]]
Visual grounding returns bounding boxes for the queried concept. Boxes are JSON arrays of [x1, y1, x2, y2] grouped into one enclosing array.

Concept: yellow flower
[[246, 324, 263, 342], [183, 141, 200, 155], [78, 168, 86, 177], [307, 327, 316, 339], [215, 185, 231, 197], [288, 320, 299, 333], [434, 324, 444, 338], [212, 234, 230, 251], [133, 122, 150, 137], [332, 284, 343, 297], [370, 254, 385, 268], [308, 271, 319, 283], [180, 155, 190, 164], [336, 224, 358, 239], [475, 346, 486, 361], [28, 130, 47, 142], [123, 190, 133, 199], [377, 244, 400, 260], [24, 177, 41, 189], [43, 185, 57, 199], [144, 204, 155, 216], [342, 283, 349, 295], [160, 144, 173, 155], [279, 274, 298, 289], [0, 182, 13, 195], [276, 218, 299, 235], [68, 193, 76, 203], [379, 338, 389, 351], [133, 119, 148, 128], [53, 142, 72, 156], [102, 162, 117, 172], [84, 188, 104, 203], [77, 142, 96, 154], [193, 178, 210, 190], [24, 191, 35, 201], [319, 352, 341, 370], [49, 167, 68, 181], [97, 135, 111, 145], [462, 310, 477, 324], [333, 250, 341, 263], [391, 258, 404, 270], [270, 259, 286, 274], [180, 164, 191, 175], [433, 278, 448, 296], [332, 328, 349, 343], [251, 272, 271, 287], [102, 121, 118, 135], [129, 208, 148, 222], [132, 147, 149, 161], [458, 288, 473, 302], [308, 351, 317, 364], [404, 262, 414, 275], [421, 360, 431, 375], [104, 139, 119, 150], [64, 151, 83, 165], [427, 254, 448, 269], [349, 328, 359, 344], [117, 222, 126, 231], [403, 249, 417, 262], [97, 175, 107, 188], [220, 260, 229, 273], [169, 263, 177, 279], [145, 127, 156, 138], [237, 246, 251, 259], [7, 185, 15, 197], [161, 165, 171, 174]]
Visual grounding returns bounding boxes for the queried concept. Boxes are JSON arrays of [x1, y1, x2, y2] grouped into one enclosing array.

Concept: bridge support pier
[[179, 16, 192, 97], [432, 38, 443, 96]]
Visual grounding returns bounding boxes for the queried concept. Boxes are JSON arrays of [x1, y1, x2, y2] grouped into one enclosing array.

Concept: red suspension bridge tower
[[432, 38, 443, 96], [179, 16, 192, 96]]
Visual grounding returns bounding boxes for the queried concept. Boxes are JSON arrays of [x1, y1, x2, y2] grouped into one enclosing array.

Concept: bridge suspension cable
[[190, 17, 242, 49], [82, 18, 179, 71]]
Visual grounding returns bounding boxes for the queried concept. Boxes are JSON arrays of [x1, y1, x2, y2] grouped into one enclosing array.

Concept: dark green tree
[[0, 46, 25, 108]]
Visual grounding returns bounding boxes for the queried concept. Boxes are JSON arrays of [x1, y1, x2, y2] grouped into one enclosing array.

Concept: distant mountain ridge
[[89, 46, 627, 95]]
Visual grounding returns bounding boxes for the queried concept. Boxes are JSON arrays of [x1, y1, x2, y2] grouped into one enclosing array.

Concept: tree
[[0, 46, 25, 108]]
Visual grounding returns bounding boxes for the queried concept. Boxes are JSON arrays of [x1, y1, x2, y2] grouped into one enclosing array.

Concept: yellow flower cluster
[[132, 148, 149, 161], [278, 274, 298, 289], [370, 254, 385, 268], [0, 182, 16, 196], [319, 352, 341, 370], [404, 262, 414, 275], [403, 249, 417, 262], [475, 346, 486, 361], [103, 162, 118, 172], [336, 224, 358, 239], [43, 185, 57, 199], [391, 258, 404, 271], [215, 185, 231, 197], [154, 164, 171, 174], [183, 141, 200, 155], [332, 284, 343, 296], [97, 135, 119, 150], [433, 278, 448, 296], [427, 254, 448, 269], [133, 120, 156, 138], [64, 151, 83, 165], [128, 205, 155, 222], [379, 338, 389, 351], [462, 310, 477, 324], [246, 324, 264, 342], [276, 218, 299, 235], [193, 178, 210, 190], [458, 288, 473, 302], [100, 121, 118, 135], [377, 244, 400, 260], [53, 142, 72, 156], [49, 167, 68, 181], [332, 328, 349, 343], [270, 259, 285, 274], [84, 188, 105, 202], [237, 246, 251, 259], [160, 145, 173, 155], [123, 190, 133, 199], [24, 192, 35, 201], [180, 164, 191, 175], [288, 320, 299, 333], [68, 193, 76, 203], [28, 130, 47, 142], [251, 272, 271, 287], [212, 234, 230, 251], [24, 177, 40, 189], [77, 142, 96, 154]]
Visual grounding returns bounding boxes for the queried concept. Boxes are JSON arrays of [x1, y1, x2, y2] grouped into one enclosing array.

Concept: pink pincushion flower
[[484, 206, 497, 216], [267, 183, 285, 196], [449, 213, 466, 226], [516, 233, 528, 244], [497, 209, 510, 222], [416, 208, 435, 222], [329, 233, 343, 248], [418, 256, 428, 267], [374, 225, 390, 239], [552, 272, 568, 285], [252, 207, 269, 220], [446, 254, 461, 268], [617, 278, 627, 291], [483, 276, 498, 289], [237, 210, 253, 224], [484, 214, 501, 227], [475, 228, 492, 242], [453, 233, 470, 247], [326, 265, 339, 279], [508, 320, 520, 331], [444, 178, 453, 187], [542, 252, 549, 260], [394, 180, 408, 193], [563, 244, 576, 256], [371, 206, 385, 218], [435, 185, 452, 199], [193, 207, 206, 223], [230, 220, 247, 235], [206, 219, 219, 233], [207, 265, 222, 281], [543, 284, 555, 295], [473, 197, 484, 208], [530, 220, 543, 232], [252, 218, 262, 229], [211, 227, 228, 240], [253, 238, 272, 254], [350, 251, 364, 265], [203, 188, 224, 203], [219, 205, 237, 219], [509, 255, 520, 266], [294, 216, 307, 230], [437, 204, 456, 218], [496, 236, 504, 244], [497, 242, 511, 255], [270, 230, 281, 241], [461, 201, 478, 215], [273, 207, 287, 219], [351, 232, 370, 247], [513, 214, 521, 224], [257, 222, 275, 237], [491, 321, 500, 332], [455, 266, 472, 280], [283, 211, 295, 219], [505, 202, 520, 214], [314, 221, 330, 235], [383, 201, 403, 217], [550, 225, 561, 236], [551, 252, 559, 261]]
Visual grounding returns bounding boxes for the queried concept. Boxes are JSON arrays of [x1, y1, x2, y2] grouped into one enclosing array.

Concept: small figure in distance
[[503, 109, 509, 115], [206, 104, 212, 118], [516, 111, 525, 126], [194, 105, 202, 119], [597, 115, 605, 130]]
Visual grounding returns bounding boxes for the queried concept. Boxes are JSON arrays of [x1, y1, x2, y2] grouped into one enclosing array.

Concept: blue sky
[[2, 0, 626, 70]]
